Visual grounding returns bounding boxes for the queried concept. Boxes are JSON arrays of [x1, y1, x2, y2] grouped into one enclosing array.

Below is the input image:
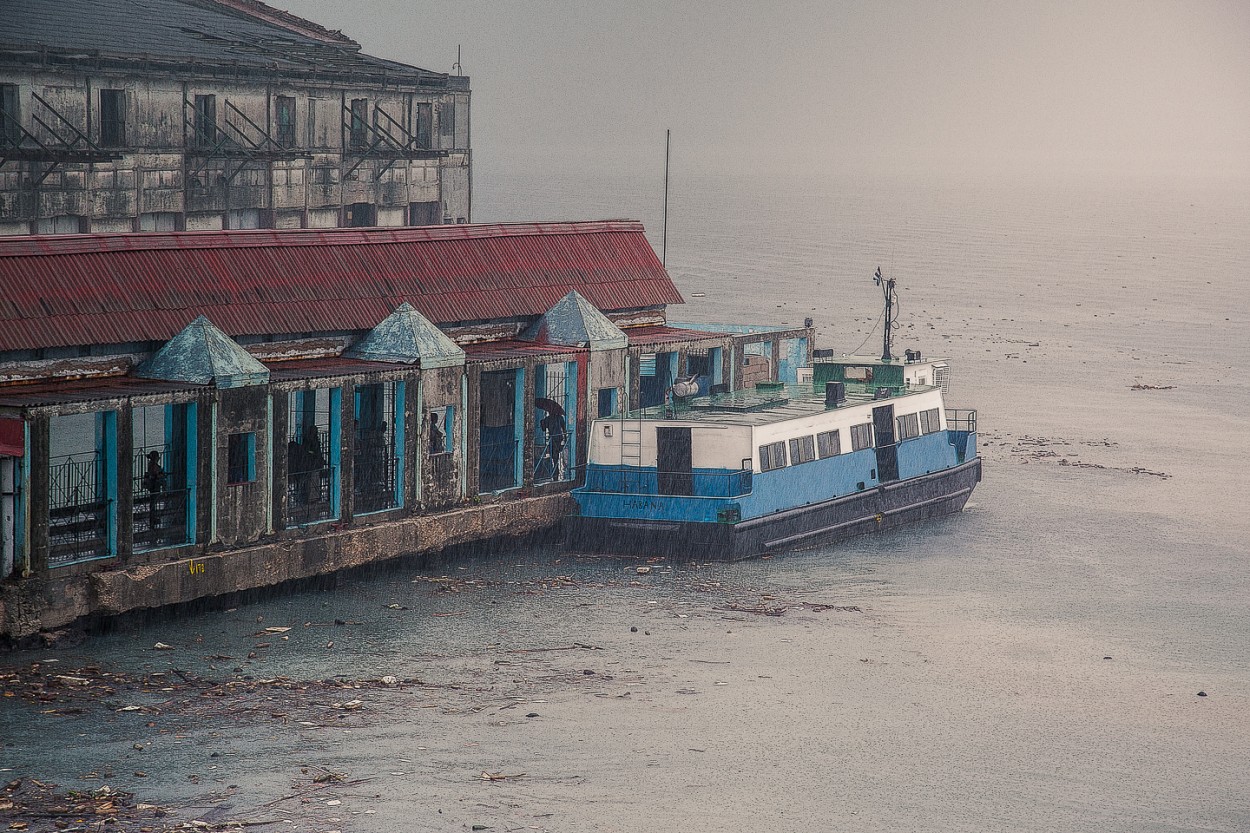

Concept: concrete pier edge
[[1, 493, 573, 642]]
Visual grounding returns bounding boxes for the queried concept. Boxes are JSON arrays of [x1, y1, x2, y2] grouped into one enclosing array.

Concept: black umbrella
[[534, 397, 565, 417]]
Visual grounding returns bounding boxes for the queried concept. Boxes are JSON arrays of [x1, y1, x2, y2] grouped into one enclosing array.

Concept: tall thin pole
[[662, 128, 670, 267]]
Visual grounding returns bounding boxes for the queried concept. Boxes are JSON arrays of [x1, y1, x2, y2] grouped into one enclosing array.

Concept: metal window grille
[[354, 382, 398, 514], [48, 451, 109, 566], [533, 364, 571, 485], [131, 445, 188, 551], [287, 390, 335, 526]]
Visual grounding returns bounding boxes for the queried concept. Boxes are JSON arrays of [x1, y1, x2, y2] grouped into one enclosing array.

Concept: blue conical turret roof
[[344, 302, 465, 368], [135, 315, 269, 388], [519, 290, 627, 351]]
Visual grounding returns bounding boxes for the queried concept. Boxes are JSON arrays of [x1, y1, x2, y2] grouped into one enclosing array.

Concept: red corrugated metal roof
[[266, 356, 404, 381], [623, 325, 730, 346], [0, 378, 208, 410], [463, 340, 586, 364], [0, 222, 683, 352]]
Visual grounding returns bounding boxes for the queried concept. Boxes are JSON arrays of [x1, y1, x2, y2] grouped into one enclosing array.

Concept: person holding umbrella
[[534, 397, 567, 480]]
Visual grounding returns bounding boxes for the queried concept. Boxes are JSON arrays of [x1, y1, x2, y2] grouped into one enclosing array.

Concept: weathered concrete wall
[[0, 492, 572, 640], [215, 386, 270, 547]]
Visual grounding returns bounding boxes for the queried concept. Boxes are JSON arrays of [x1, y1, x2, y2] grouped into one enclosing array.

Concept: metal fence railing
[[353, 434, 397, 513], [131, 447, 188, 550], [48, 453, 110, 566]]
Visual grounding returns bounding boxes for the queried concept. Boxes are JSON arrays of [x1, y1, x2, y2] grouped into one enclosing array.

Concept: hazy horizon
[[276, 0, 1250, 181]]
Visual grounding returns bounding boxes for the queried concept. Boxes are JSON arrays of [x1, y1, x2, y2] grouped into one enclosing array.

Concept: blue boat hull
[[564, 457, 982, 560]]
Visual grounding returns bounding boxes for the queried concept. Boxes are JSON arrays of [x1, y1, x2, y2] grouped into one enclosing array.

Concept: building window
[[349, 98, 368, 149], [428, 406, 453, 455], [353, 381, 400, 514], [224, 208, 263, 229], [759, 441, 787, 473], [534, 363, 575, 484], [48, 411, 118, 566], [226, 433, 256, 484], [816, 429, 842, 458], [408, 201, 441, 226], [438, 99, 456, 148], [896, 412, 920, 440], [597, 387, 618, 418], [193, 94, 216, 148], [0, 84, 19, 143], [478, 367, 523, 493], [99, 88, 126, 147], [345, 202, 375, 227], [132, 403, 196, 550], [287, 388, 340, 526], [919, 408, 942, 434], [138, 212, 179, 232], [414, 102, 432, 149], [850, 423, 873, 452], [788, 435, 816, 465], [275, 95, 296, 147], [34, 215, 85, 235]]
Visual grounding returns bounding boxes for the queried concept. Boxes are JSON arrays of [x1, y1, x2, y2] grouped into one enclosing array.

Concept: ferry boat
[[567, 274, 981, 559]]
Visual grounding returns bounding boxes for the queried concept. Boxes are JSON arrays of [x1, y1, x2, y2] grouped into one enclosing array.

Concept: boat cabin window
[[788, 435, 816, 465], [759, 441, 787, 472], [816, 429, 841, 458], [844, 366, 873, 383], [896, 413, 920, 440], [850, 423, 873, 451], [920, 408, 941, 434]]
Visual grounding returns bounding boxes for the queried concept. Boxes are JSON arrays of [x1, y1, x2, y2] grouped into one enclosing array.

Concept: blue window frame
[[227, 432, 256, 484], [47, 410, 118, 566]]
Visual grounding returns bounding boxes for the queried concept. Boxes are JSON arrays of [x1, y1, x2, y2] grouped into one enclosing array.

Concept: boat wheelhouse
[[567, 351, 980, 559]]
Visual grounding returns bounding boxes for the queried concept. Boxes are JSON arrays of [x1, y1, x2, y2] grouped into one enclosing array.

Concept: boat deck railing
[[945, 408, 977, 433]]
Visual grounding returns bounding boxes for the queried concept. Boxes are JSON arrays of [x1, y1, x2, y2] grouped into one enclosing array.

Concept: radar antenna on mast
[[873, 266, 899, 361]]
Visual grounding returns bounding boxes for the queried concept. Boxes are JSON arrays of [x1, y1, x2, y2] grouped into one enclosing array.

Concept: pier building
[[0, 222, 811, 639]]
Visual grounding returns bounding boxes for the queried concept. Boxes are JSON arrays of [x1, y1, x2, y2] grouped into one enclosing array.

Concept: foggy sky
[[279, 0, 1250, 180]]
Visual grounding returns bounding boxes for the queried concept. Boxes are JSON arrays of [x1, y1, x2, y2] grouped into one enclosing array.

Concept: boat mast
[[874, 266, 897, 361], [662, 129, 671, 267]]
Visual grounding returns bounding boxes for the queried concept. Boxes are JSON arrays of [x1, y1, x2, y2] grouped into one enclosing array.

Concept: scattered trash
[[1197, 691, 1208, 697], [479, 771, 525, 782], [635, 566, 652, 575], [153, 642, 174, 650]]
